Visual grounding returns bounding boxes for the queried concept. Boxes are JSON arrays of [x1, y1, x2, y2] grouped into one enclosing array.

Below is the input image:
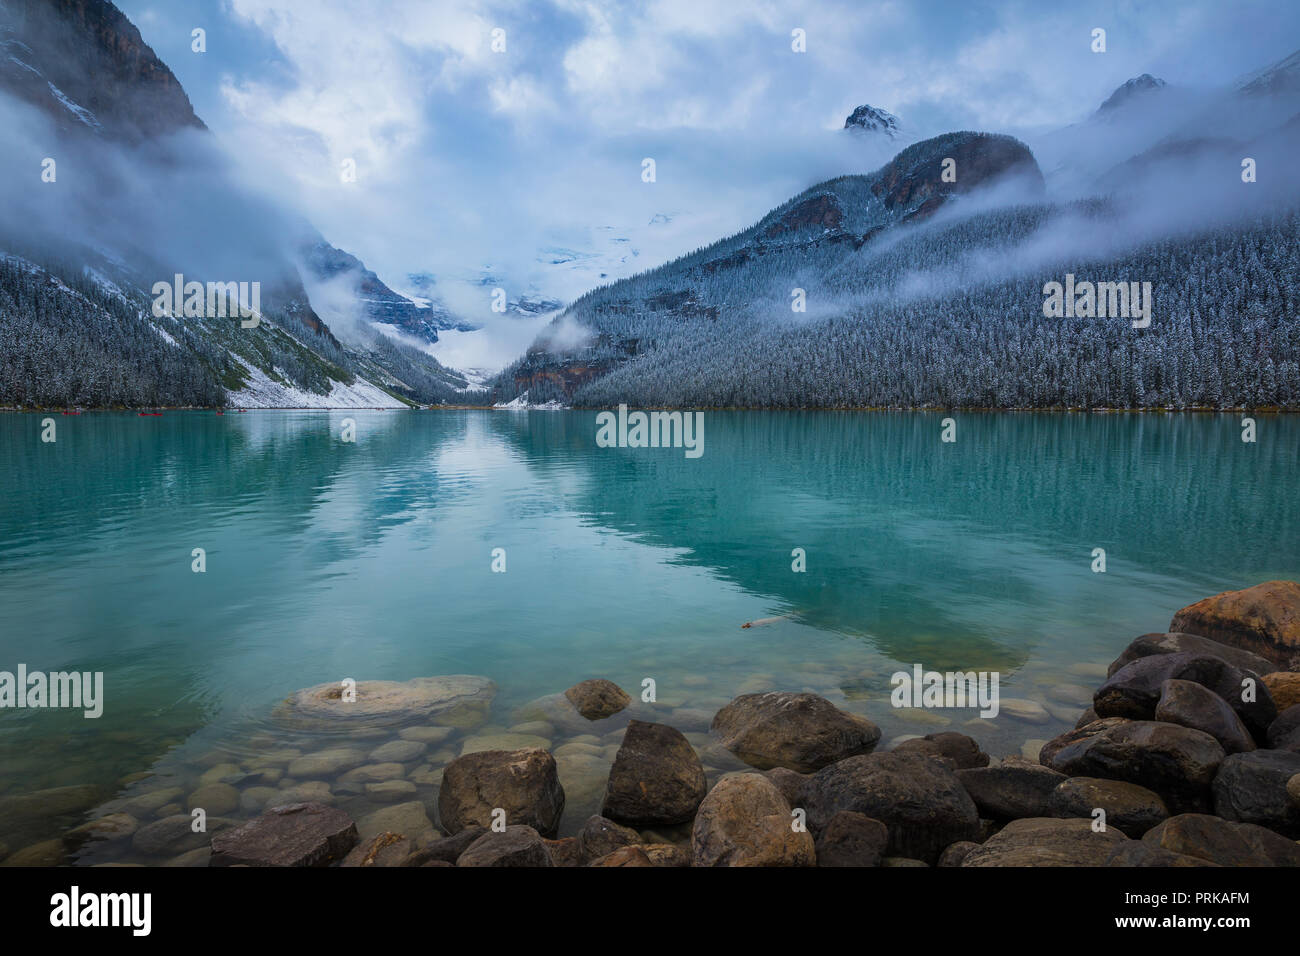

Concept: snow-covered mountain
[[844, 103, 901, 138], [0, 0, 475, 407]]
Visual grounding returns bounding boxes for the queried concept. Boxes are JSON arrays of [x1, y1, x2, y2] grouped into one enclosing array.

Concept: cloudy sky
[[116, 0, 1300, 341]]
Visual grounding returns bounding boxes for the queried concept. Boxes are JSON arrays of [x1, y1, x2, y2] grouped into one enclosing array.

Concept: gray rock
[[1039, 717, 1130, 766], [1268, 704, 1300, 751], [799, 751, 979, 864], [438, 748, 565, 837], [210, 803, 357, 867], [956, 757, 1067, 819], [1044, 719, 1225, 813], [368, 739, 426, 763], [762, 767, 809, 807], [1154, 679, 1256, 754], [1046, 777, 1169, 837], [404, 827, 487, 866], [1108, 632, 1274, 678], [1094, 654, 1274, 739], [937, 841, 980, 867], [274, 675, 497, 731], [1212, 749, 1300, 836]]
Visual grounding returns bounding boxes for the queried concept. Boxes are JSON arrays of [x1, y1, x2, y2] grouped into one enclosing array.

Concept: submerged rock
[[1169, 580, 1300, 669], [564, 679, 631, 720], [210, 803, 357, 867], [274, 675, 496, 731], [602, 721, 707, 826], [438, 748, 565, 838], [711, 692, 881, 772], [691, 773, 815, 867]]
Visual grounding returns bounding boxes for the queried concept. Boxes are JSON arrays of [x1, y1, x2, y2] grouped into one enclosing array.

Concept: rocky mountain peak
[[844, 103, 900, 138], [1098, 73, 1167, 113]]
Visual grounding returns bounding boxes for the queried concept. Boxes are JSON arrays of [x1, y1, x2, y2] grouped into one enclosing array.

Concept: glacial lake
[[1, 409, 1297, 861]]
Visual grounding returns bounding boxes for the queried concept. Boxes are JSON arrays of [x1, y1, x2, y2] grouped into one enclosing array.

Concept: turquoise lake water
[[0, 409, 1297, 860]]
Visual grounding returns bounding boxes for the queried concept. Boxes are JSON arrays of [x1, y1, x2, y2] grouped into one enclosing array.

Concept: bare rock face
[[274, 675, 496, 731], [798, 752, 980, 863], [437, 748, 565, 838], [1170, 580, 1300, 669], [210, 803, 357, 867], [691, 774, 815, 867], [960, 817, 1130, 867], [563, 679, 631, 721], [602, 721, 707, 827], [711, 692, 881, 772]]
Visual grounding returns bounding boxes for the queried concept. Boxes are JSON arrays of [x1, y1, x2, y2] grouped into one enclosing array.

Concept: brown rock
[[1263, 672, 1300, 712], [437, 748, 565, 837], [1107, 632, 1274, 677], [1046, 777, 1169, 837], [564, 679, 631, 720], [691, 773, 815, 867], [956, 757, 1067, 819], [1154, 679, 1256, 754], [576, 814, 641, 861], [960, 817, 1129, 866], [588, 846, 654, 867], [1142, 813, 1300, 866], [814, 810, 888, 867], [340, 832, 414, 867], [602, 720, 707, 826], [404, 827, 487, 866], [892, 731, 989, 768], [457, 825, 554, 867], [711, 692, 880, 772], [1169, 580, 1300, 669]]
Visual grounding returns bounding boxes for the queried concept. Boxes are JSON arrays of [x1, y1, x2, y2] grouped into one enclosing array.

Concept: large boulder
[[814, 811, 889, 867], [798, 752, 979, 863], [563, 679, 631, 720], [959, 817, 1129, 866], [1169, 580, 1300, 669], [274, 675, 497, 731], [691, 773, 815, 867], [1044, 719, 1225, 813], [602, 720, 707, 826], [1142, 813, 1300, 866], [1212, 749, 1300, 836], [438, 748, 565, 838], [1104, 843, 1221, 866], [891, 732, 989, 768], [1094, 654, 1274, 739], [710, 692, 880, 772], [456, 826, 554, 867], [404, 827, 486, 866], [210, 803, 357, 867], [1154, 679, 1256, 754], [956, 757, 1067, 820], [1107, 632, 1273, 677], [1046, 777, 1169, 837]]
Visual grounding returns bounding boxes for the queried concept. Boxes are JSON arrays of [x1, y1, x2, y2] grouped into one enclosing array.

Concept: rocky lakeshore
[[4, 581, 1300, 868]]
